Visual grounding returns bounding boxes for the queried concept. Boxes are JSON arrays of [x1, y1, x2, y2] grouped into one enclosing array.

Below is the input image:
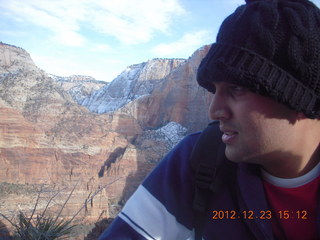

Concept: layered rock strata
[[0, 42, 212, 237]]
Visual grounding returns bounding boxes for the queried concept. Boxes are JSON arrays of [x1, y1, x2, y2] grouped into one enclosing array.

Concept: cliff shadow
[[0, 220, 11, 240], [98, 147, 126, 178]]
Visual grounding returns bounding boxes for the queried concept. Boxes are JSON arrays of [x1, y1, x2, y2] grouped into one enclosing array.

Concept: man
[[99, 0, 320, 239]]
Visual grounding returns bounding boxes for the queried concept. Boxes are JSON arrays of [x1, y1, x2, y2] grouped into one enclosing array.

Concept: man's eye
[[232, 86, 244, 91], [229, 85, 246, 95]]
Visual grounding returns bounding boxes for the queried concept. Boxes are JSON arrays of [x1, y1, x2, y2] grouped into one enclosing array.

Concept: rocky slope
[[49, 74, 108, 104], [123, 46, 213, 133], [0, 42, 39, 74], [79, 47, 212, 133], [80, 58, 186, 114], [0, 42, 212, 238]]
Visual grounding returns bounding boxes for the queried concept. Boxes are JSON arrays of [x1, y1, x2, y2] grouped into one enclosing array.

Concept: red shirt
[[262, 164, 320, 240]]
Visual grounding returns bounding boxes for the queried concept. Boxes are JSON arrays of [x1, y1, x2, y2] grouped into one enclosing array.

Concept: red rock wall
[[0, 43, 211, 234]]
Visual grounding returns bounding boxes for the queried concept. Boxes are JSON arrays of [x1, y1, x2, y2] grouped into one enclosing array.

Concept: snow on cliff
[[80, 64, 142, 113], [79, 58, 186, 114], [48, 74, 108, 104], [142, 122, 188, 150]]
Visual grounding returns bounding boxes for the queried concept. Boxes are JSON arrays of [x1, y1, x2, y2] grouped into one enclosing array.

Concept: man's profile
[[99, 0, 320, 239]]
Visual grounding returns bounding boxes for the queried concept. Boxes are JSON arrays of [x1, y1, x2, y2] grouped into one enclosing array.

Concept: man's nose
[[208, 94, 231, 121]]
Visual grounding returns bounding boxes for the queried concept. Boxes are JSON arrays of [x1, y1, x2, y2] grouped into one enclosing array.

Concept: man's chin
[[225, 148, 254, 163], [225, 149, 241, 162]]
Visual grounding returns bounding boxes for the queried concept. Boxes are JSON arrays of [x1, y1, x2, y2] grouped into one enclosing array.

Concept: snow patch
[[76, 58, 186, 114], [78, 63, 146, 113], [143, 122, 188, 149]]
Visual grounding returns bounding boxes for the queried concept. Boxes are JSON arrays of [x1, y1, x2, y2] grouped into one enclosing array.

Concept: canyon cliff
[[0, 42, 212, 238]]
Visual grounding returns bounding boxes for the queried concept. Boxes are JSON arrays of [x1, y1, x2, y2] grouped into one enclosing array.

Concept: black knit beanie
[[197, 0, 320, 119]]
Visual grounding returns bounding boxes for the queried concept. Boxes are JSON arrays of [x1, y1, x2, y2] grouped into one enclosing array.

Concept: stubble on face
[[221, 91, 299, 166], [210, 82, 319, 178]]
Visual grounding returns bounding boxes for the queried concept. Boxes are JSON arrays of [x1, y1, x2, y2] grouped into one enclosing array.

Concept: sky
[[1, 0, 320, 82]]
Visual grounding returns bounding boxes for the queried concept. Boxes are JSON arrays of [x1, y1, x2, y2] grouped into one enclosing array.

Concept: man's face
[[209, 82, 300, 166]]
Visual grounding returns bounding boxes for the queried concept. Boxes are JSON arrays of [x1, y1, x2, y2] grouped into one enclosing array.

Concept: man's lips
[[220, 128, 238, 144]]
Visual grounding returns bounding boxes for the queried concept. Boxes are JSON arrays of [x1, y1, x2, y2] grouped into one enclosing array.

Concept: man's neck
[[262, 144, 320, 179]]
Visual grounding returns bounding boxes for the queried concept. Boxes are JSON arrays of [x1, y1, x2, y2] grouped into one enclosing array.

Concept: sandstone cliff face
[[0, 42, 211, 237], [121, 45, 213, 133], [81, 58, 186, 114], [49, 74, 108, 104], [79, 47, 212, 133], [0, 42, 39, 74], [0, 43, 139, 224]]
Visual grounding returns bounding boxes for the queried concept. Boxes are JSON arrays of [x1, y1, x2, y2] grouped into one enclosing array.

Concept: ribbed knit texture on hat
[[197, 0, 320, 119]]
